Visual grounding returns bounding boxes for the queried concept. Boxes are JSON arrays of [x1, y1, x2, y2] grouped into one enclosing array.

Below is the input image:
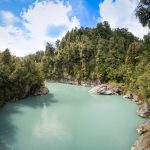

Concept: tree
[[95, 21, 112, 40], [136, 0, 150, 28], [2, 49, 11, 65], [0, 50, 44, 106], [125, 42, 141, 66], [45, 43, 55, 56]]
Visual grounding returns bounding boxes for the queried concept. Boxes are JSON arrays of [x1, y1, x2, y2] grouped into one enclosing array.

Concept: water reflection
[[0, 93, 57, 150], [33, 103, 72, 141]]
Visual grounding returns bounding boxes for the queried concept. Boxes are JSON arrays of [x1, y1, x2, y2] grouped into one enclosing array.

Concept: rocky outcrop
[[138, 102, 150, 118], [137, 121, 150, 135], [88, 84, 122, 95], [132, 93, 139, 102], [123, 93, 139, 102], [88, 84, 106, 94], [131, 121, 150, 150], [123, 93, 133, 99], [33, 86, 49, 96]]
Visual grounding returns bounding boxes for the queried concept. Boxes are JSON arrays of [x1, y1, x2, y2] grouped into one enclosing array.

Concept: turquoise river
[[0, 82, 146, 150]]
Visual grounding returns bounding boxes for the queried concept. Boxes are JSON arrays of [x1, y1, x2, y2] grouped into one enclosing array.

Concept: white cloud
[[0, 0, 80, 56], [99, 0, 149, 38], [0, 10, 19, 25]]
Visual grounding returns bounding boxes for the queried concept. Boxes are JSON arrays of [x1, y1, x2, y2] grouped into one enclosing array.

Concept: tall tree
[[136, 0, 150, 28]]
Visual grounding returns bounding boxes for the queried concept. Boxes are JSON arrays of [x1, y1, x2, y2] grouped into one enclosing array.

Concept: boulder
[[88, 84, 121, 95], [105, 90, 114, 95], [88, 84, 107, 94], [138, 102, 150, 118], [123, 93, 132, 99]]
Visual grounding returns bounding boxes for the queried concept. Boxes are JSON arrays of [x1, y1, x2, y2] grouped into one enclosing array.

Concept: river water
[[0, 82, 145, 150]]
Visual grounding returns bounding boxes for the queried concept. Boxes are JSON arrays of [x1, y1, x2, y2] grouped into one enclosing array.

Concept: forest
[[0, 49, 44, 106], [0, 0, 149, 106]]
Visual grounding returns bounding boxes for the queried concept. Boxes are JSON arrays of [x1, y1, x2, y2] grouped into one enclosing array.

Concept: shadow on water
[[17, 93, 58, 108], [0, 93, 58, 150]]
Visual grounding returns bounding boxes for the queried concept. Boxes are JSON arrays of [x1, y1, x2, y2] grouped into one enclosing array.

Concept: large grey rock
[[88, 84, 107, 94], [88, 84, 121, 95], [123, 93, 132, 99], [105, 90, 114, 95], [138, 102, 150, 118]]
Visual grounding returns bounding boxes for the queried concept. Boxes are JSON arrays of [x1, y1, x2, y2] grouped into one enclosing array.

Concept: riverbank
[[47, 79, 101, 87], [48, 79, 150, 150]]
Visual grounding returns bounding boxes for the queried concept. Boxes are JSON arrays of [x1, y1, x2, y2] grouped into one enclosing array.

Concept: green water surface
[[0, 82, 145, 150]]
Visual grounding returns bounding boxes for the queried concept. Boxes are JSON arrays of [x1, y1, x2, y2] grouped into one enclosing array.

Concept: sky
[[0, 0, 149, 56]]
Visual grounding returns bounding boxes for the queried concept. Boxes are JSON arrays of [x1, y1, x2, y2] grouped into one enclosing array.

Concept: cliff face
[[138, 102, 150, 118]]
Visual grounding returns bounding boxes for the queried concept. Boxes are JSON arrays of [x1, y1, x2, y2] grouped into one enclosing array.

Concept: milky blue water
[[0, 82, 145, 150]]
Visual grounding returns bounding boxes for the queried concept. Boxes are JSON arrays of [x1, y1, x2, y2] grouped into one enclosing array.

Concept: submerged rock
[[131, 121, 150, 150], [138, 102, 150, 118]]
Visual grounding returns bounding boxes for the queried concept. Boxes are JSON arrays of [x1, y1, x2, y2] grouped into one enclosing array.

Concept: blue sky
[[0, 0, 102, 27], [0, 0, 149, 56]]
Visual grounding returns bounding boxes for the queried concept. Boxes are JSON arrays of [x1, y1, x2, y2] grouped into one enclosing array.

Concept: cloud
[[99, 0, 149, 38], [0, 0, 80, 56], [0, 11, 19, 25]]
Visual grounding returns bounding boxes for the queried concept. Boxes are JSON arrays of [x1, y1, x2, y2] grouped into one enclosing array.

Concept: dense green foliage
[[30, 21, 150, 102], [0, 49, 44, 106], [0, 0, 149, 106], [136, 0, 150, 28]]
